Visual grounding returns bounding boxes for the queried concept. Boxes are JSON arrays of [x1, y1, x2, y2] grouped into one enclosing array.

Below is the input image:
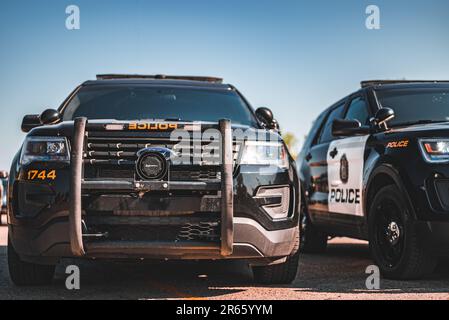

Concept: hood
[[27, 119, 282, 142], [389, 122, 449, 136]]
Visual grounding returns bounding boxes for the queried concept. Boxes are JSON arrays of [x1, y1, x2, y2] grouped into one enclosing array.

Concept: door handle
[[305, 153, 312, 161], [329, 147, 338, 159]]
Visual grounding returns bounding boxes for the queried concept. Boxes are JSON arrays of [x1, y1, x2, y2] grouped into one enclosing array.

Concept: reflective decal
[[128, 123, 178, 131], [26, 170, 57, 181], [386, 140, 409, 148], [327, 135, 369, 216]]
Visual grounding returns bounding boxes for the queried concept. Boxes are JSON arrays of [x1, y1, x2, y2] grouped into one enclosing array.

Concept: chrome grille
[[83, 137, 241, 181]]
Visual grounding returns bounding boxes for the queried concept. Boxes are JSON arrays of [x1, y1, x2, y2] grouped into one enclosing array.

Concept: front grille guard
[[69, 117, 234, 257]]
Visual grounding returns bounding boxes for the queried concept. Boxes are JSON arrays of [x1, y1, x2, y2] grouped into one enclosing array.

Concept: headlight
[[20, 136, 70, 165], [419, 139, 449, 163], [240, 141, 289, 168]]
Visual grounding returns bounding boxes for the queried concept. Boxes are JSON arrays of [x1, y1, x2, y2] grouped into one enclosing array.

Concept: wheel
[[252, 250, 299, 285], [368, 184, 436, 280], [8, 238, 55, 286], [252, 223, 300, 284], [299, 198, 327, 253]]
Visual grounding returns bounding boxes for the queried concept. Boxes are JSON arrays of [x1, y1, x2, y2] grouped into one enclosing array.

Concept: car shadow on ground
[[293, 241, 449, 296], [0, 244, 253, 299], [1, 240, 449, 299]]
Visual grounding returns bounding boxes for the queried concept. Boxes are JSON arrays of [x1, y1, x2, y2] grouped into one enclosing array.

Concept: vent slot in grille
[[86, 222, 220, 242], [170, 167, 220, 181], [177, 222, 220, 241]]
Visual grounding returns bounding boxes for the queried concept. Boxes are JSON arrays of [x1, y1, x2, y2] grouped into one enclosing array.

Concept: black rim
[[373, 198, 405, 268]]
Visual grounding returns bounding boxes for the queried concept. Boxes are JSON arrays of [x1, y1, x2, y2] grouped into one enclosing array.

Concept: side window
[[318, 103, 345, 144], [304, 111, 326, 148], [345, 96, 370, 125]]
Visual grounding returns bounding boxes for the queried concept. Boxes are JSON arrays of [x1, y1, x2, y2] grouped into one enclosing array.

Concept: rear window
[[62, 85, 257, 126]]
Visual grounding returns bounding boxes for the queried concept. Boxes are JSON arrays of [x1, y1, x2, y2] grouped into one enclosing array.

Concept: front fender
[[364, 159, 418, 221]]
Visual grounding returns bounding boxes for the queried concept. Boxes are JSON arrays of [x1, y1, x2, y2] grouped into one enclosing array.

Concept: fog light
[[255, 185, 290, 219]]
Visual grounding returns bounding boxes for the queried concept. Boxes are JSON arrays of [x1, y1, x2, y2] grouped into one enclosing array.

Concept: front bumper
[[9, 118, 298, 264], [10, 214, 296, 264]]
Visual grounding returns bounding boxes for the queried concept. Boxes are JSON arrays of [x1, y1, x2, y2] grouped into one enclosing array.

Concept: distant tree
[[282, 132, 298, 159]]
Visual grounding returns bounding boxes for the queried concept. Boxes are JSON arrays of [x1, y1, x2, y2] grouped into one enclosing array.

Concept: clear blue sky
[[1, 0, 449, 169]]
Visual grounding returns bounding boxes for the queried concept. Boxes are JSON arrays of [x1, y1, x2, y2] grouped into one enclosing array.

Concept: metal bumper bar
[[81, 180, 221, 191], [220, 119, 234, 256], [69, 117, 234, 257], [69, 117, 87, 256]]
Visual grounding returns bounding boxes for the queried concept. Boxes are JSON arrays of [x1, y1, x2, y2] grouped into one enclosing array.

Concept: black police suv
[[8, 74, 300, 285], [298, 80, 449, 280]]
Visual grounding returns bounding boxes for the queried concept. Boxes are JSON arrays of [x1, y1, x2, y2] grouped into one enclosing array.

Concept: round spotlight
[[136, 152, 167, 180]]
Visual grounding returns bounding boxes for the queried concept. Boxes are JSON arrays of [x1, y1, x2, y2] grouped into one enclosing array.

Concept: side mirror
[[40, 109, 62, 125], [21, 114, 41, 133], [21, 109, 62, 133], [372, 107, 395, 129], [332, 119, 371, 137], [256, 107, 277, 129], [271, 119, 280, 131]]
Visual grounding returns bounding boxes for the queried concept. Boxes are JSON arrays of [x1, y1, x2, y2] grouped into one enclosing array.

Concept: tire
[[299, 199, 327, 253], [252, 250, 299, 285], [8, 238, 55, 286], [368, 184, 436, 280], [252, 225, 300, 285]]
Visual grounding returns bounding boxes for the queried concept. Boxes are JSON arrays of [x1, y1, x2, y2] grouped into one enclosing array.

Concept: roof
[[361, 80, 449, 90], [82, 74, 231, 90]]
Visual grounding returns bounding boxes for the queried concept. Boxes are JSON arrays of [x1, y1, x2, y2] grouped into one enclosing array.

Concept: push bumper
[[69, 117, 235, 258], [10, 117, 297, 265]]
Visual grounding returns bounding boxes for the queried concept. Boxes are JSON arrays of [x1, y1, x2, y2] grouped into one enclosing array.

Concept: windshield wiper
[[161, 117, 183, 122], [390, 120, 449, 127]]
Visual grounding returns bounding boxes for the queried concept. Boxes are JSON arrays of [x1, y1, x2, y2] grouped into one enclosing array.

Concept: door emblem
[[340, 154, 349, 184]]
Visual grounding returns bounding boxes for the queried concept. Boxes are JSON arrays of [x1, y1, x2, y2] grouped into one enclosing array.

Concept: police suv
[[298, 80, 449, 279], [8, 74, 300, 285]]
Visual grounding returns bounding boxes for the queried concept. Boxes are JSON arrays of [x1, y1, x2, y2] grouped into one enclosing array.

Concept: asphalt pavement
[[0, 226, 448, 300]]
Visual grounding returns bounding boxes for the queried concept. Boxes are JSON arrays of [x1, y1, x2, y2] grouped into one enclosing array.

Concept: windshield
[[62, 85, 257, 126], [376, 88, 449, 126]]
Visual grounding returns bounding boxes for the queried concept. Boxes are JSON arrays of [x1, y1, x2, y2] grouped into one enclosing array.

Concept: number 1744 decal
[[26, 170, 57, 181]]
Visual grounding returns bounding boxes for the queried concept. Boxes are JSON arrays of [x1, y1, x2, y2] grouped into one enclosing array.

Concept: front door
[[326, 94, 372, 219], [326, 135, 369, 216], [306, 102, 346, 220]]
